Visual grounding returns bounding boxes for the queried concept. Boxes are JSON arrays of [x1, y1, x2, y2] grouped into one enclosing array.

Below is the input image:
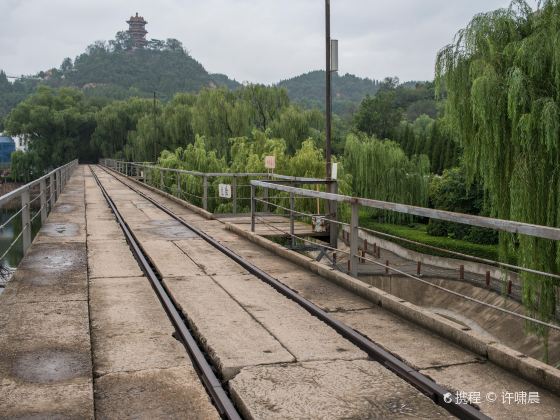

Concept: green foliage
[[150, 132, 346, 215], [353, 90, 402, 140], [428, 167, 497, 245], [395, 116, 460, 174], [269, 106, 324, 154], [92, 98, 155, 158], [278, 71, 381, 116], [94, 85, 307, 162], [41, 35, 240, 101], [5, 86, 99, 172], [360, 220, 501, 262], [0, 71, 39, 126], [436, 0, 560, 346], [353, 78, 441, 146], [10, 150, 41, 182], [344, 133, 430, 223]]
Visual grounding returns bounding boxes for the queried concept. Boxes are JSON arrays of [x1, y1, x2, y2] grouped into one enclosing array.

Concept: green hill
[[1, 34, 388, 123], [278, 71, 381, 115], [43, 36, 240, 100]]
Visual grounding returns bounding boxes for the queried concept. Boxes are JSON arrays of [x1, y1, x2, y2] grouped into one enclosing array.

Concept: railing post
[[250, 185, 256, 232], [160, 170, 164, 191], [290, 192, 295, 248], [56, 170, 61, 200], [39, 179, 47, 223], [203, 176, 208, 210], [232, 176, 237, 215], [49, 173, 55, 212], [329, 181, 339, 250], [350, 201, 359, 277], [21, 187, 31, 253], [263, 188, 269, 213], [176, 171, 181, 197]]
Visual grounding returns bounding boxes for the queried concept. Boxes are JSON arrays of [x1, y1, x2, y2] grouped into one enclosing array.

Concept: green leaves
[[344, 133, 429, 223], [436, 0, 560, 350], [5, 86, 99, 170]]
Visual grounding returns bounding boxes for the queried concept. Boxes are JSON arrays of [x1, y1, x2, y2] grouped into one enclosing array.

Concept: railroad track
[[92, 164, 489, 420]]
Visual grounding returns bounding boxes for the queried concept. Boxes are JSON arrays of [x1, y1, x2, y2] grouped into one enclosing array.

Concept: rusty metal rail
[[89, 166, 241, 420]]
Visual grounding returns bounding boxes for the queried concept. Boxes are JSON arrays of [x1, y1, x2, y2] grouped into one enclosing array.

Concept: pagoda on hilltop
[[126, 12, 148, 48]]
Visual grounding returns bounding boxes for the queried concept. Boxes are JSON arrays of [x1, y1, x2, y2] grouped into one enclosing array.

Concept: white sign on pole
[[331, 162, 338, 180], [265, 155, 276, 169], [218, 184, 232, 198]]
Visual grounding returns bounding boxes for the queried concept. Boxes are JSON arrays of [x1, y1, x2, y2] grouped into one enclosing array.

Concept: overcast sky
[[0, 0, 539, 84]]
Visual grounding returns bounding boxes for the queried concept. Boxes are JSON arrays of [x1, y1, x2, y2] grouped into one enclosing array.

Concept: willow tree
[[436, 0, 560, 356], [344, 134, 430, 223]]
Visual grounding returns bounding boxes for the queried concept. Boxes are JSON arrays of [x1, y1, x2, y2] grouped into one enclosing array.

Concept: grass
[[359, 219, 505, 262]]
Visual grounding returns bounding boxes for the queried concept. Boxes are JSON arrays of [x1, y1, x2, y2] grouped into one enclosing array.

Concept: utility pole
[[325, 0, 332, 180], [325, 1, 339, 250]]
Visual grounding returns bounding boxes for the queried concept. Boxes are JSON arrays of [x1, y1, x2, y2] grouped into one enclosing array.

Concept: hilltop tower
[[126, 12, 148, 48]]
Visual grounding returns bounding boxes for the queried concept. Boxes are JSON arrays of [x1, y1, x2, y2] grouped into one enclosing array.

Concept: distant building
[[127, 12, 148, 48], [11, 135, 26, 152], [0, 135, 15, 166]]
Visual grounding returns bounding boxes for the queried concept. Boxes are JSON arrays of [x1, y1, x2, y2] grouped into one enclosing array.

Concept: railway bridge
[[1, 163, 560, 419]]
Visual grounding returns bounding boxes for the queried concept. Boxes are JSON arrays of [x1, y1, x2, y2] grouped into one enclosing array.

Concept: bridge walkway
[[0, 165, 558, 419], [101, 166, 560, 419]]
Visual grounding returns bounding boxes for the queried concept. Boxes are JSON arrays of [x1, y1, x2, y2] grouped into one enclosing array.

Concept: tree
[[344, 133, 430, 223], [428, 167, 495, 243], [59, 57, 73, 74], [10, 150, 41, 182], [436, 0, 560, 357], [5, 86, 99, 170], [269, 105, 323, 154], [353, 90, 402, 139], [92, 98, 153, 158], [240, 84, 290, 131]]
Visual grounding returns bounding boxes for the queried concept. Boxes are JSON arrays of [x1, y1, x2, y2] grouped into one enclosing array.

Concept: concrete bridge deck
[[1, 165, 559, 420]]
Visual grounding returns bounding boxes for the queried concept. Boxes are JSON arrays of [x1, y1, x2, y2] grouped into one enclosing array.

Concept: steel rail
[[99, 164, 489, 420], [89, 166, 241, 420]]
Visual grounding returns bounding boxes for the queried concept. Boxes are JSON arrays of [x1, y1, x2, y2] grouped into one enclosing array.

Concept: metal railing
[[250, 180, 560, 333], [101, 159, 336, 228], [0, 159, 78, 271]]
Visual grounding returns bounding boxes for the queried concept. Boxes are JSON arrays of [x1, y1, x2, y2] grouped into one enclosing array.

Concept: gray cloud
[[0, 0, 539, 84]]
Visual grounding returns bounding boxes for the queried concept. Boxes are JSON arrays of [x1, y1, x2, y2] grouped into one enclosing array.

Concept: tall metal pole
[[325, 0, 332, 180]]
